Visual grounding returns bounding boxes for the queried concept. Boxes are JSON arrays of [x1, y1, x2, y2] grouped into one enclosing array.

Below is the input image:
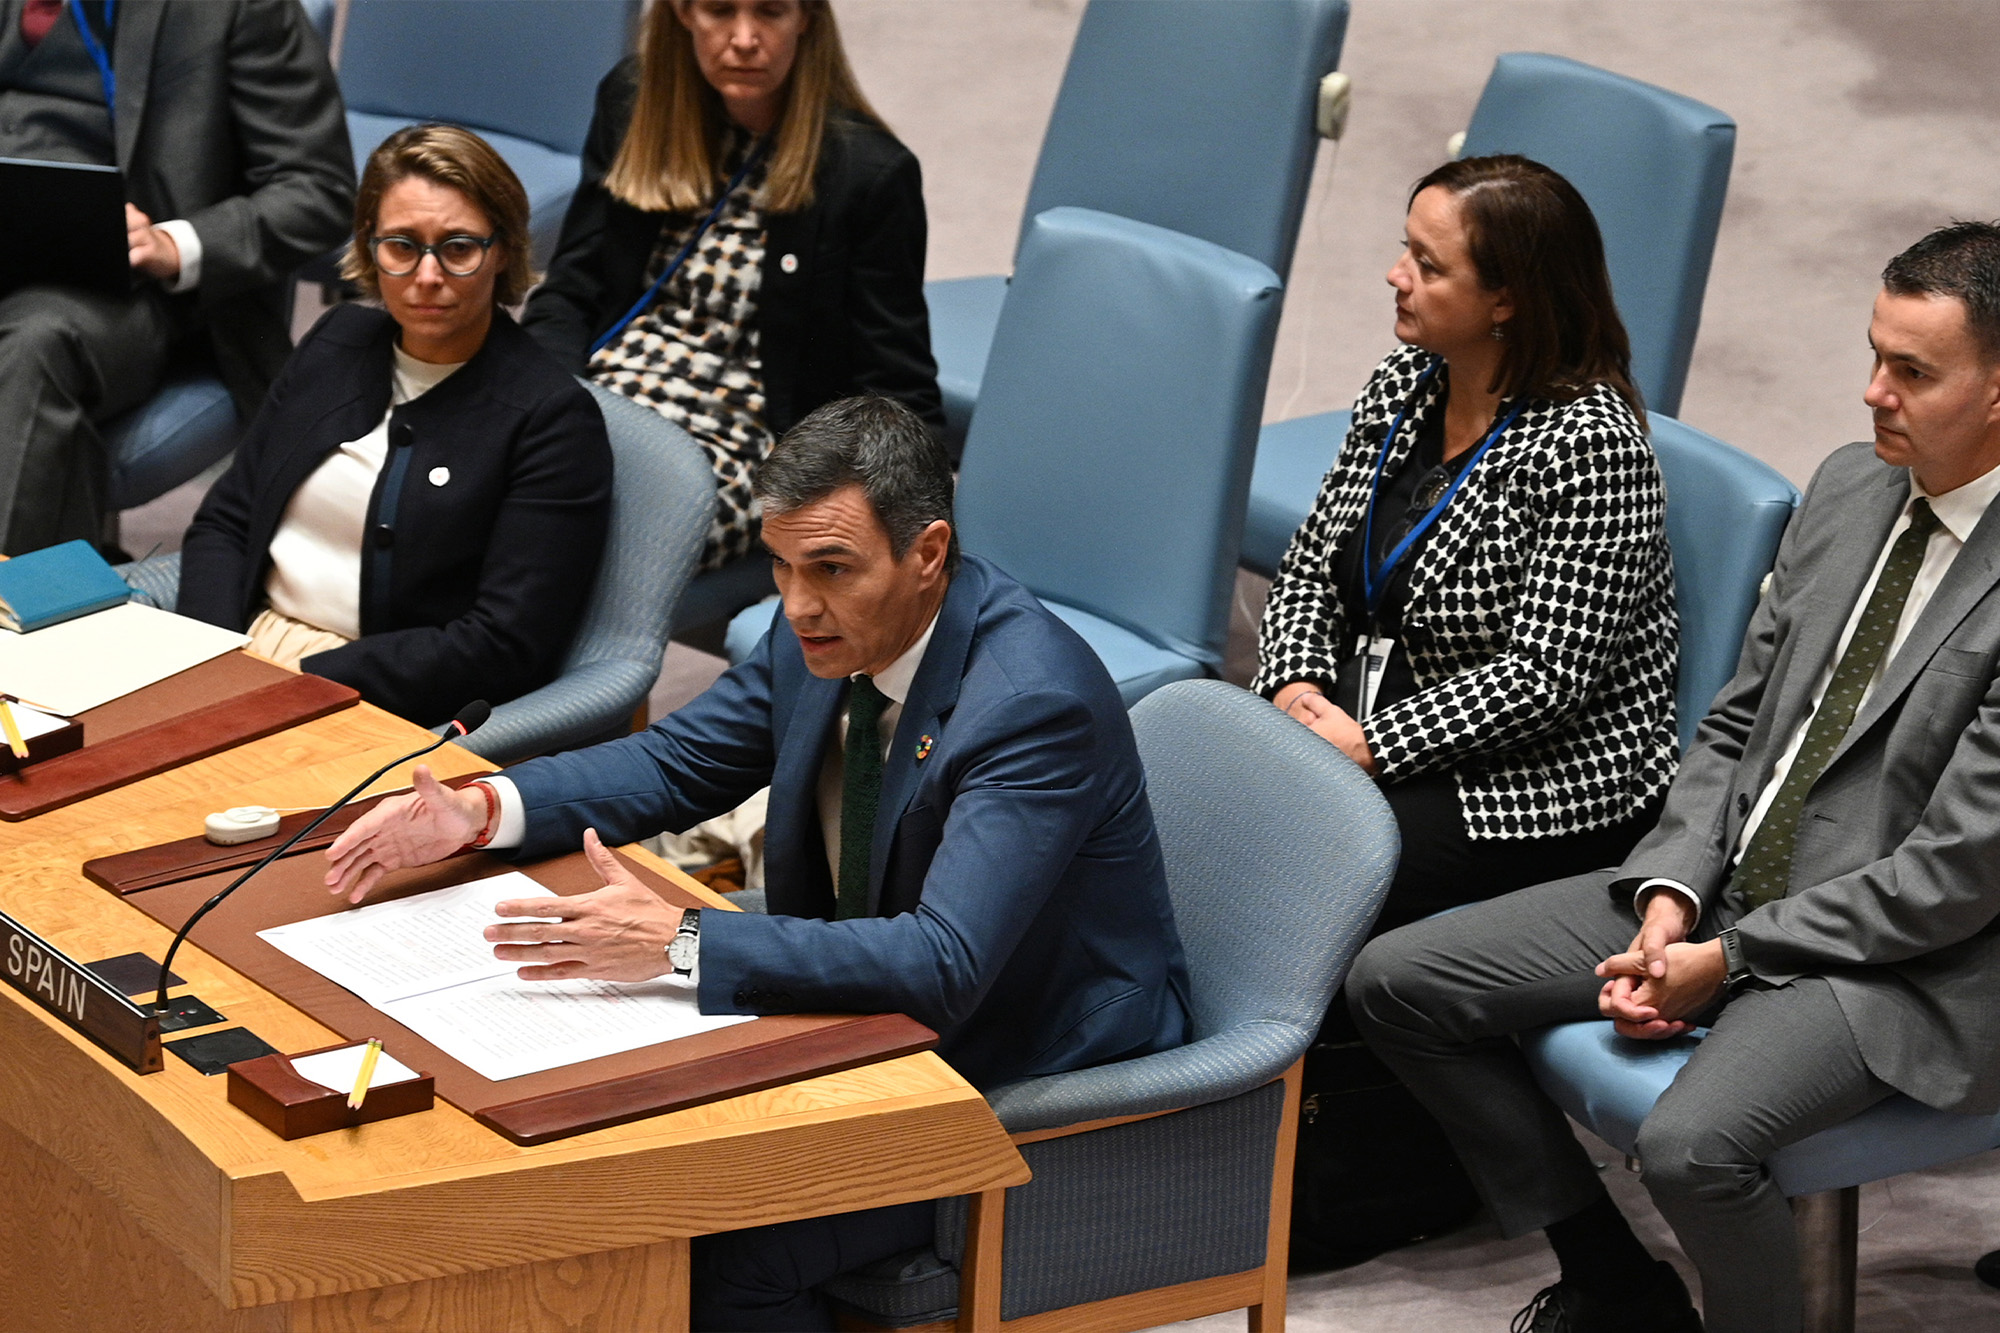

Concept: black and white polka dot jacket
[[1253, 344, 1679, 840]]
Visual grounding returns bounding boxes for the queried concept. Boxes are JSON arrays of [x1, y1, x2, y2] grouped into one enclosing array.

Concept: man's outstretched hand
[[324, 765, 485, 903], [483, 829, 683, 983]]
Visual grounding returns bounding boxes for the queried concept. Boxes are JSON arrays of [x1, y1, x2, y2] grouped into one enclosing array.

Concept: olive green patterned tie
[[1733, 499, 1941, 908], [836, 676, 889, 921]]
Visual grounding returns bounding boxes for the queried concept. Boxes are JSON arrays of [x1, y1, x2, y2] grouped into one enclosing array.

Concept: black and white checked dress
[[1253, 343, 1680, 840], [590, 133, 773, 570]]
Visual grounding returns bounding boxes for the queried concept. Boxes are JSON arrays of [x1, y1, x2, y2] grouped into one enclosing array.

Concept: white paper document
[[290, 1044, 421, 1095], [258, 874, 752, 1082], [0, 602, 247, 715]]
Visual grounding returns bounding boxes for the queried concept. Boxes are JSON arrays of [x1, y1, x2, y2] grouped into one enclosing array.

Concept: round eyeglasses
[[369, 233, 495, 278]]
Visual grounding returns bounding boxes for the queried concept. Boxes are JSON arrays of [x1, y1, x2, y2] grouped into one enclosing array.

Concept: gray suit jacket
[[0, 0, 354, 411], [1615, 440, 2000, 1113]]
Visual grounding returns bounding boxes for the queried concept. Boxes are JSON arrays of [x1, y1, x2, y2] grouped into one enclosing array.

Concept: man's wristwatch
[[667, 908, 702, 978], [1717, 926, 1753, 989]]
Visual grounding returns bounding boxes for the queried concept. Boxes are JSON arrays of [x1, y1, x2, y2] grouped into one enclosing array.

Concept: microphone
[[151, 701, 491, 1016]]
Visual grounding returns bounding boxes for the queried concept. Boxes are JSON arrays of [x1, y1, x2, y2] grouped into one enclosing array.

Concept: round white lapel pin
[[428, 466, 451, 487], [780, 253, 799, 274]]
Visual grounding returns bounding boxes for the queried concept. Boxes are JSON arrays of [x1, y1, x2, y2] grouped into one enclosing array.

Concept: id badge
[[1354, 634, 1394, 722]]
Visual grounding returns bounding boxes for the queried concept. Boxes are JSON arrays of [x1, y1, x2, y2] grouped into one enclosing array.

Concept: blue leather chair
[[121, 381, 710, 762], [1648, 414, 1798, 751], [1242, 52, 1737, 577], [727, 208, 1283, 705], [822, 679, 1399, 1331], [336, 0, 637, 267], [928, 0, 1348, 448], [1526, 1022, 2000, 1333], [102, 358, 243, 512]]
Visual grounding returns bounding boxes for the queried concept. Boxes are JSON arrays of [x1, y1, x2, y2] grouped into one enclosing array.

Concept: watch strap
[[1718, 926, 1752, 987]]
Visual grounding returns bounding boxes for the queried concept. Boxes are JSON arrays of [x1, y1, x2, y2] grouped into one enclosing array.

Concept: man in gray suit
[[0, 0, 352, 554], [1350, 220, 2000, 1333]]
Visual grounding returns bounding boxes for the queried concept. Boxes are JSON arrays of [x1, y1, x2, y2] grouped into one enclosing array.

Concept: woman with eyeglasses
[[524, 0, 940, 573], [1254, 156, 1679, 1264], [175, 124, 613, 726]]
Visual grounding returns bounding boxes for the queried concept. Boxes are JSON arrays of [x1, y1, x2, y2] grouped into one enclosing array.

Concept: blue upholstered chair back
[[338, 0, 632, 155], [985, 681, 1397, 1132], [1019, 0, 1349, 282], [1136, 680, 1397, 1045], [956, 208, 1282, 671], [454, 384, 711, 761], [1648, 414, 1799, 752], [1460, 53, 1734, 417]]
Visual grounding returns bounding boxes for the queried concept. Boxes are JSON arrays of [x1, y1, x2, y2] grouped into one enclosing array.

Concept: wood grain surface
[[0, 696, 1028, 1330]]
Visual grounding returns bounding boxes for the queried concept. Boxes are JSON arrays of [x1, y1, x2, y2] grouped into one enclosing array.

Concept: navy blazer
[[179, 304, 613, 725], [504, 555, 1192, 1090]]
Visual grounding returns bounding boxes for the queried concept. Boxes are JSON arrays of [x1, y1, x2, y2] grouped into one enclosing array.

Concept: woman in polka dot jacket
[[1255, 155, 1678, 941]]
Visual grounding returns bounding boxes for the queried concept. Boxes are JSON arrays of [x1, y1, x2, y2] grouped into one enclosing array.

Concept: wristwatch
[[1717, 926, 1753, 989], [666, 908, 702, 978]]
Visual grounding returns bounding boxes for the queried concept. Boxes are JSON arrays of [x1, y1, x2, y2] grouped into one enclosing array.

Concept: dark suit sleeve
[[521, 63, 636, 372], [836, 142, 943, 430], [504, 634, 783, 850], [299, 385, 613, 724], [183, 0, 354, 304], [693, 687, 1101, 1035], [175, 309, 334, 629]]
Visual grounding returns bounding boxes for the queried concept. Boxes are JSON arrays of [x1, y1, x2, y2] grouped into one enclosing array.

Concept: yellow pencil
[[348, 1038, 383, 1110], [0, 698, 27, 761]]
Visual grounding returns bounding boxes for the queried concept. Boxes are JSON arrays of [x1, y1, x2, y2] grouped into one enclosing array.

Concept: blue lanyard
[[71, 0, 117, 126], [1359, 360, 1527, 619], [588, 138, 768, 357]]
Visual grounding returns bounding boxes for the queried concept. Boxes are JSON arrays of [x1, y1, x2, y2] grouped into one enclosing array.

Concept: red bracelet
[[466, 780, 500, 849]]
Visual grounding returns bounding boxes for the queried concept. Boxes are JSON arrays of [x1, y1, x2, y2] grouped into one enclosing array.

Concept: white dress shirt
[[153, 218, 203, 292], [263, 346, 464, 639], [1641, 462, 2000, 921]]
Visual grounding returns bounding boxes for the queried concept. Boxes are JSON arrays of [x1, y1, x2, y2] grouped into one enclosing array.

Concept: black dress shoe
[[1510, 1261, 1703, 1332]]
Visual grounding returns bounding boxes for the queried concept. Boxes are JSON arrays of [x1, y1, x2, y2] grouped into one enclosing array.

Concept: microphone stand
[[151, 703, 490, 1017]]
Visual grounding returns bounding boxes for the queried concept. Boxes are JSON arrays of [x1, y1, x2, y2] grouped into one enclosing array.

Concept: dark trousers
[[690, 1199, 936, 1331], [0, 283, 186, 555], [1347, 873, 1894, 1333]]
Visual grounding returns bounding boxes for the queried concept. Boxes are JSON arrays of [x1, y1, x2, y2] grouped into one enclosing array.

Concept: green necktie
[[1733, 498, 1942, 908], [836, 675, 889, 920]]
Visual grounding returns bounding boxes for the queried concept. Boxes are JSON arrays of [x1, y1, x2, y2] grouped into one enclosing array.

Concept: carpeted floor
[[119, 6, 2000, 1326]]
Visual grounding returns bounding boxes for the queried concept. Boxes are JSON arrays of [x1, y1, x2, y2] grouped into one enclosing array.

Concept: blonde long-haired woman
[[526, 0, 941, 571]]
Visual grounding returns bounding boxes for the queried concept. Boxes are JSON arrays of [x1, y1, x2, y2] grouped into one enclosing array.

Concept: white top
[[263, 346, 465, 639], [1643, 461, 2000, 921]]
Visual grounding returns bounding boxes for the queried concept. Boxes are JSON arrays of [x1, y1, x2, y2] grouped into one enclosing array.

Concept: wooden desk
[[0, 701, 1029, 1332]]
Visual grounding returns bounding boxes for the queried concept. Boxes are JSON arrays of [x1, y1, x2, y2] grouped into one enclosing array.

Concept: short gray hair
[[754, 396, 958, 571]]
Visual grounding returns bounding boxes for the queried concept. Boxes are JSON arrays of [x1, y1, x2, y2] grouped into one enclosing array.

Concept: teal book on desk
[[0, 540, 132, 633]]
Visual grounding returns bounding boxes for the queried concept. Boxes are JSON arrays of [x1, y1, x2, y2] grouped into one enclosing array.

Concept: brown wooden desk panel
[[0, 699, 1028, 1332]]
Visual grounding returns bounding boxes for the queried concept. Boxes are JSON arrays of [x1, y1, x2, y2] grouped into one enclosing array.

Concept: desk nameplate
[[0, 910, 162, 1074]]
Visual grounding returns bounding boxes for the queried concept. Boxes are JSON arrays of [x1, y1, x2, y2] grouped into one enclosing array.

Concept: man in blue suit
[[326, 394, 1192, 1330]]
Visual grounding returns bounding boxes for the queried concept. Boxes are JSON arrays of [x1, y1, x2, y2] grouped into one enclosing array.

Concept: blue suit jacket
[[504, 555, 1192, 1089]]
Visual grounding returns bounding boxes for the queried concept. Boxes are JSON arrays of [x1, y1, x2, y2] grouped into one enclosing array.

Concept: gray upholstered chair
[[823, 679, 1400, 1332], [121, 380, 712, 763]]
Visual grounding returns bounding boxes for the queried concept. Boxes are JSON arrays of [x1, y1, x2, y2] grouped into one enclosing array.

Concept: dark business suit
[[0, 0, 353, 552], [504, 552, 1191, 1090], [503, 552, 1191, 1329], [522, 57, 943, 438], [1351, 441, 2000, 1331], [179, 304, 613, 727]]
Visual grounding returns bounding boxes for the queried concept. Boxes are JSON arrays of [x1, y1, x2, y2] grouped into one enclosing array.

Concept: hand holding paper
[[484, 829, 686, 983]]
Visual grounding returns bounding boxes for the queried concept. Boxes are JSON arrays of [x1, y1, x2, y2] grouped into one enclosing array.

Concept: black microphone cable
[[151, 701, 492, 1016]]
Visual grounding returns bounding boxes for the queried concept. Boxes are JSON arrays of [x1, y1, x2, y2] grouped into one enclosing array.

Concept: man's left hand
[[484, 828, 684, 982], [1596, 938, 1727, 1040], [126, 204, 181, 281]]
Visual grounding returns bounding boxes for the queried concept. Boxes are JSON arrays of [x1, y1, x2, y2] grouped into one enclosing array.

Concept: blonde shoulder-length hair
[[604, 0, 886, 215]]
